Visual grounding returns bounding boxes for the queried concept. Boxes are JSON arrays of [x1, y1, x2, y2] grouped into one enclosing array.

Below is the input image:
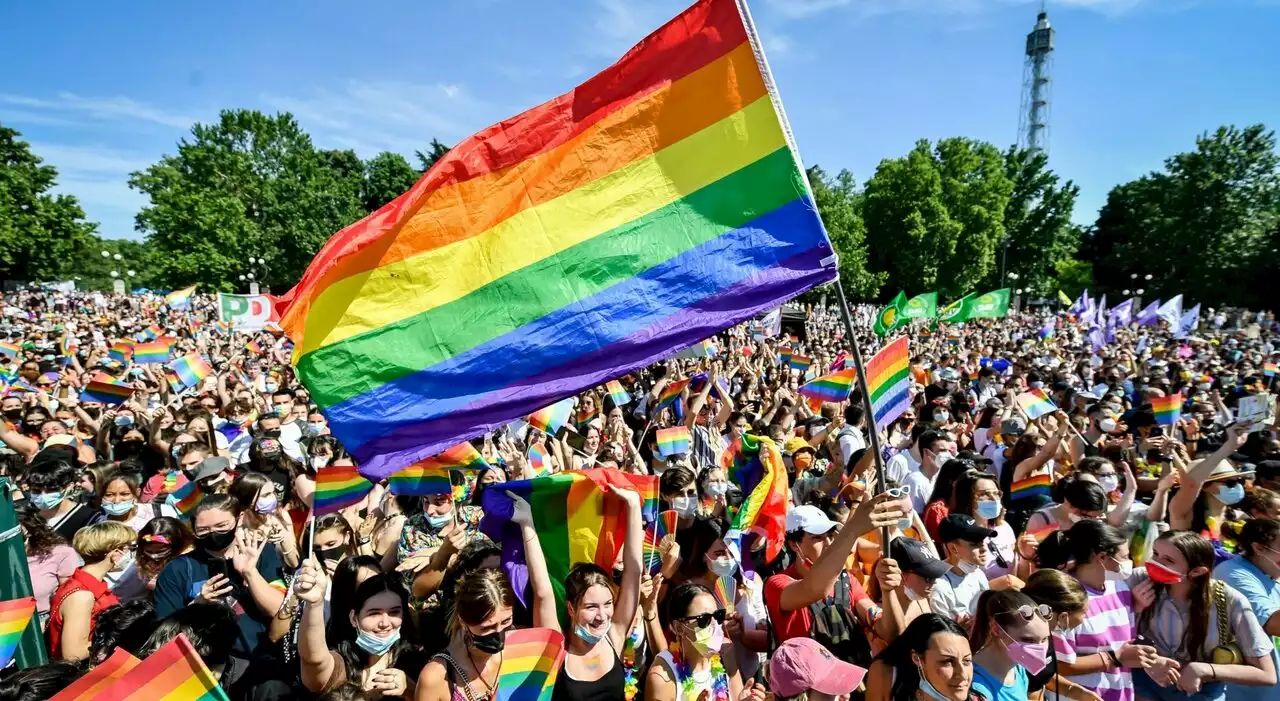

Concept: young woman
[[922, 459, 979, 541], [645, 582, 747, 701], [951, 473, 1021, 582], [1135, 531, 1276, 700], [967, 590, 1053, 701], [1168, 424, 1249, 547], [695, 465, 730, 520], [681, 519, 767, 681], [308, 513, 361, 579], [416, 491, 558, 701], [1212, 519, 1280, 701], [19, 507, 78, 630], [112, 516, 193, 601], [228, 471, 301, 569], [555, 485, 645, 699], [1024, 478, 1111, 538], [1020, 569, 1100, 701], [48, 521, 135, 660], [98, 470, 175, 533], [1002, 421, 1068, 534], [296, 565, 427, 698], [866, 613, 980, 701]]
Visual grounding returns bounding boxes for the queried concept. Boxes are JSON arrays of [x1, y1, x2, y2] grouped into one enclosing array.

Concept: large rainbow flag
[[165, 285, 197, 311], [0, 597, 36, 669], [798, 367, 856, 404], [95, 634, 228, 701], [481, 468, 657, 608], [719, 434, 789, 562], [866, 335, 911, 430], [278, 0, 836, 478]]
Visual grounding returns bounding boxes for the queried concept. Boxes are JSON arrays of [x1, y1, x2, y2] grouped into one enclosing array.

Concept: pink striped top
[[1053, 579, 1135, 701]]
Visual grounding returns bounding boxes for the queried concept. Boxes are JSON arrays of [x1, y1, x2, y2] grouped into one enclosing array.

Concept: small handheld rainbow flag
[[1027, 522, 1059, 543], [643, 510, 679, 574], [495, 627, 566, 701], [95, 633, 228, 701], [778, 347, 792, 367], [1016, 388, 1058, 420], [528, 442, 550, 477], [134, 327, 157, 342], [799, 367, 857, 404], [0, 597, 37, 669], [167, 480, 205, 517], [388, 441, 488, 496], [788, 354, 812, 373], [80, 374, 135, 405], [1010, 473, 1053, 504], [245, 339, 264, 355], [605, 379, 630, 407], [171, 352, 213, 390], [132, 340, 172, 365], [1151, 393, 1182, 427], [108, 340, 134, 363], [655, 426, 691, 458], [1265, 362, 1278, 378], [652, 378, 690, 415], [528, 398, 575, 436], [829, 350, 849, 372], [48, 647, 141, 701], [314, 463, 375, 516], [0, 342, 21, 359], [866, 335, 911, 430], [165, 285, 197, 311]]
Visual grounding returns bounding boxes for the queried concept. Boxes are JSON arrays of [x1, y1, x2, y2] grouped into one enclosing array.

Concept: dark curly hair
[[17, 505, 64, 559]]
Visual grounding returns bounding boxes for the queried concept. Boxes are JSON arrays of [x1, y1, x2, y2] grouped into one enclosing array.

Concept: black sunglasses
[[678, 610, 726, 629], [1216, 480, 1242, 489]]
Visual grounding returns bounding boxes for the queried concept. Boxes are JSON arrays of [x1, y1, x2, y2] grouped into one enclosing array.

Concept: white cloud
[[587, 0, 690, 57], [0, 92, 196, 129]]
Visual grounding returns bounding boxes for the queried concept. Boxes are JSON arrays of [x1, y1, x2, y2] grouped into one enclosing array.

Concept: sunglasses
[[1216, 480, 1242, 489], [677, 610, 726, 629], [886, 485, 912, 499], [999, 604, 1054, 622]]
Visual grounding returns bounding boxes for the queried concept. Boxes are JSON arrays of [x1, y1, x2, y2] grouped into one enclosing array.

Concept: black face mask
[[3, 409, 22, 422], [261, 429, 282, 439], [115, 439, 146, 458], [314, 544, 345, 562], [469, 629, 507, 654], [195, 530, 236, 552]]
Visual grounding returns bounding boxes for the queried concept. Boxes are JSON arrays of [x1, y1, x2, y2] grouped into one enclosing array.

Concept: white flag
[[1156, 295, 1183, 327]]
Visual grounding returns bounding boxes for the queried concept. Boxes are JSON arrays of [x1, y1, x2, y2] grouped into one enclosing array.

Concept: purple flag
[[1109, 298, 1135, 328], [1089, 326, 1105, 352], [1070, 289, 1090, 315], [1136, 300, 1160, 327]]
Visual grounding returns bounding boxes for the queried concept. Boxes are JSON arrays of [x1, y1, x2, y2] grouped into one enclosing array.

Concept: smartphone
[[207, 558, 229, 582]]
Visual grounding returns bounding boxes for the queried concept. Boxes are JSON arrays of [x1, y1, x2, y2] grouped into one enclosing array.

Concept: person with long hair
[[112, 516, 193, 601], [950, 473, 1022, 583], [1168, 424, 1250, 546], [922, 459, 981, 541], [1021, 569, 1100, 701], [967, 589, 1053, 701], [680, 517, 767, 680], [866, 613, 980, 701], [645, 581, 763, 701], [415, 491, 558, 701], [228, 471, 301, 569], [1212, 519, 1280, 701], [18, 506, 77, 630], [1134, 531, 1276, 700]]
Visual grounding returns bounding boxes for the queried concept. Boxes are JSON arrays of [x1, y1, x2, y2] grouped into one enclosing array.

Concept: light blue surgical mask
[[976, 500, 1002, 521], [114, 415, 134, 427], [708, 557, 738, 578], [1215, 484, 1245, 506], [425, 512, 452, 530], [575, 623, 605, 646], [354, 627, 400, 656], [917, 664, 951, 701], [706, 483, 729, 498], [31, 492, 64, 510], [102, 500, 135, 517]]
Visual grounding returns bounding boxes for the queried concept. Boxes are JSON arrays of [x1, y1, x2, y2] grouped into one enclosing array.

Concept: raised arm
[[294, 558, 336, 693], [508, 491, 560, 633], [609, 484, 645, 645]]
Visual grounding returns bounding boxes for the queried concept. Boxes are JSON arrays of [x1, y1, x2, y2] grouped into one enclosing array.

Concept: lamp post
[[247, 256, 268, 295], [1135, 288, 1145, 311], [1000, 236, 1011, 286]]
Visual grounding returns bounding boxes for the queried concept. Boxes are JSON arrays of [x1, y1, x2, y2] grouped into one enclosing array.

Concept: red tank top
[[48, 569, 118, 659]]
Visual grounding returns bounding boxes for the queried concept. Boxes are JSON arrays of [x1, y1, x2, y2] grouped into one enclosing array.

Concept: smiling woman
[[866, 613, 978, 701]]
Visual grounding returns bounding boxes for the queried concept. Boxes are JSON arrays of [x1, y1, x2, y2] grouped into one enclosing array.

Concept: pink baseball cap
[[769, 638, 867, 698]]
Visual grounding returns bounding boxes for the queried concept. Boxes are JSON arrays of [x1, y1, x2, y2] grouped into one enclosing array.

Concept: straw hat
[[1203, 461, 1255, 483]]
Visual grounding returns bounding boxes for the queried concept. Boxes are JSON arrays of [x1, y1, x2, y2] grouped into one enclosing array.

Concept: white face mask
[[955, 558, 980, 575], [931, 450, 956, 467], [670, 496, 697, 516], [1098, 418, 1117, 433], [1098, 475, 1119, 493]]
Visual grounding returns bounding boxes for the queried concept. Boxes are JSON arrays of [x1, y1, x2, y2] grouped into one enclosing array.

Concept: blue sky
[[2, 0, 1277, 241]]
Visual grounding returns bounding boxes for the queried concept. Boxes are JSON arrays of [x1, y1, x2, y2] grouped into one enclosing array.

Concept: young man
[[929, 515, 995, 623]]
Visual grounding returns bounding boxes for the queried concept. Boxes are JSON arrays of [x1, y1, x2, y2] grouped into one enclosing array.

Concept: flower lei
[[621, 619, 643, 701], [668, 641, 729, 701]]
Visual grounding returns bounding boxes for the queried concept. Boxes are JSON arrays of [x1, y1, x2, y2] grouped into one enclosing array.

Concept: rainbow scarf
[[866, 335, 911, 430], [720, 434, 788, 562], [495, 628, 566, 701], [313, 463, 374, 516], [798, 367, 856, 404], [0, 597, 36, 669], [1151, 393, 1182, 426], [278, 0, 837, 480]]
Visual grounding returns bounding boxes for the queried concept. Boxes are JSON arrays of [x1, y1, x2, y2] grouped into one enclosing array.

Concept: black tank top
[[551, 638, 625, 701]]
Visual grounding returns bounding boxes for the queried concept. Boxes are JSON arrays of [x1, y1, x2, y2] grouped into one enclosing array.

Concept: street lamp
[[1135, 288, 1146, 310], [1144, 274, 1152, 281], [109, 271, 118, 278], [1123, 289, 1131, 296], [100, 251, 110, 258], [127, 270, 135, 278], [238, 275, 246, 282], [247, 272, 255, 280], [113, 253, 122, 261]]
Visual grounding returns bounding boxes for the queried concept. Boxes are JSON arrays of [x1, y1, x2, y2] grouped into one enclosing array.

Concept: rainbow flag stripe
[[866, 335, 911, 430], [171, 353, 213, 390], [481, 468, 658, 608], [528, 442, 550, 477], [0, 342, 20, 359], [388, 442, 488, 496], [313, 463, 374, 516], [246, 340, 264, 355], [1016, 388, 1057, 420], [779, 348, 791, 367], [720, 434, 788, 562], [0, 597, 36, 669], [95, 633, 228, 701], [713, 574, 736, 609], [495, 627, 567, 701], [278, 0, 835, 479], [168, 481, 204, 517], [528, 398, 575, 436], [108, 340, 134, 363], [655, 426, 692, 458], [1010, 473, 1053, 504], [653, 378, 690, 415], [788, 354, 812, 372], [133, 340, 172, 365], [165, 285, 196, 311], [1265, 362, 1278, 378], [799, 367, 856, 403], [81, 375, 135, 405], [605, 379, 630, 407], [1151, 393, 1182, 427], [49, 647, 142, 701], [1027, 522, 1059, 543]]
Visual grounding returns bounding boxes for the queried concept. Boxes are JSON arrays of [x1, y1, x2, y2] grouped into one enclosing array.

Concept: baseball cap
[[1000, 417, 1026, 437], [938, 367, 960, 381], [193, 456, 231, 482], [786, 504, 839, 536], [889, 537, 950, 579], [769, 637, 868, 698], [938, 514, 997, 544], [783, 436, 811, 456]]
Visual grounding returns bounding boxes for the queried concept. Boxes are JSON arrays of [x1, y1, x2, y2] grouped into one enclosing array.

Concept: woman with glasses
[[951, 473, 1023, 583], [645, 582, 761, 701], [1022, 569, 1102, 701], [968, 590, 1053, 701]]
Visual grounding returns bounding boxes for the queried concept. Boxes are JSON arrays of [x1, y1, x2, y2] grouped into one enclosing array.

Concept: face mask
[[977, 500, 1002, 521], [255, 495, 278, 514], [1214, 484, 1245, 505], [1099, 418, 1117, 433], [706, 483, 729, 498], [793, 453, 814, 470], [708, 557, 738, 578], [262, 429, 282, 440], [687, 620, 724, 656], [1098, 475, 1119, 493], [1103, 556, 1131, 582], [308, 422, 325, 434], [574, 622, 607, 646], [470, 629, 506, 654], [1198, 383, 1211, 390], [1145, 560, 1185, 585], [955, 558, 980, 575], [196, 530, 236, 552], [916, 664, 952, 701], [355, 627, 401, 655], [62, 419, 76, 429], [314, 544, 346, 562], [264, 383, 279, 393], [902, 585, 923, 601], [425, 512, 452, 530], [934, 412, 950, 423], [311, 455, 330, 471], [114, 415, 134, 427], [102, 500, 135, 517], [30, 492, 64, 510], [2, 409, 22, 422], [999, 624, 1050, 675], [670, 496, 697, 517], [115, 549, 135, 573], [932, 450, 956, 467]]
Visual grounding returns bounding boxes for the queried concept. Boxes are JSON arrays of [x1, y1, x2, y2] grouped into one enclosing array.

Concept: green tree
[[363, 151, 420, 211], [994, 146, 1081, 293], [0, 123, 96, 283], [863, 138, 1013, 298], [415, 138, 451, 173], [806, 165, 884, 300], [1089, 124, 1280, 306], [130, 110, 367, 292]]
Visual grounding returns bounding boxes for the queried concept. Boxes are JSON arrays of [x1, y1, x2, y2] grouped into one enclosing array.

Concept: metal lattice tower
[[1018, 3, 1055, 154]]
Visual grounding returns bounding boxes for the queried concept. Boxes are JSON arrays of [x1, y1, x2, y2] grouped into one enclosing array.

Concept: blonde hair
[[72, 521, 135, 564]]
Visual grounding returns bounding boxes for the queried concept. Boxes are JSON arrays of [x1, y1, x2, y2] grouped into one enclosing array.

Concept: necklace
[[466, 646, 500, 700], [669, 641, 728, 701]]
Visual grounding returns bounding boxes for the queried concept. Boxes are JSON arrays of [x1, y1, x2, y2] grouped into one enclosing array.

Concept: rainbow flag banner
[[866, 335, 911, 430], [96, 633, 228, 701], [1010, 473, 1053, 504], [49, 648, 142, 701], [605, 379, 630, 407], [108, 340, 134, 363], [799, 367, 857, 404], [171, 353, 213, 390], [1016, 388, 1057, 420], [278, 0, 836, 479], [80, 374, 135, 405], [720, 434, 788, 562], [481, 468, 658, 608], [165, 285, 197, 311], [528, 398, 575, 437], [643, 510, 679, 573], [132, 340, 172, 365], [0, 597, 36, 669], [388, 442, 488, 496], [788, 354, 812, 373], [1151, 393, 1182, 426], [652, 378, 690, 415], [313, 463, 375, 516], [673, 338, 718, 360], [655, 426, 692, 458], [0, 342, 20, 359], [166, 481, 205, 517], [495, 627, 567, 701]]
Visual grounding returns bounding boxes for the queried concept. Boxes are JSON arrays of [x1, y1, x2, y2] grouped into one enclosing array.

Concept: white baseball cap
[[786, 504, 839, 535]]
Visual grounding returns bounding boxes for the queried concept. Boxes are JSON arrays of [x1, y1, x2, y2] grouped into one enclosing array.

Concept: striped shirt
[[1053, 579, 1135, 701]]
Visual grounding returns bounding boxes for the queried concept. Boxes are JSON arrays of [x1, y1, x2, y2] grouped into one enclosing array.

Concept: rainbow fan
[[643, 510, 678, 574]]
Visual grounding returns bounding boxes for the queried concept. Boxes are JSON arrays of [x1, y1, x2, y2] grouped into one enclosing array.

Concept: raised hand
[[197, 574, 234, 603], [294, 558, 328, 605], [231, 528, 266, 575], [508, 491, 534, 527]]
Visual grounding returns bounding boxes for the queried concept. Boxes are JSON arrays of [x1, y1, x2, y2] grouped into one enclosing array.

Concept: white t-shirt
[[885, 450, 920, 487], [929, 567, 989, 620], [903, 469, 938, 514]]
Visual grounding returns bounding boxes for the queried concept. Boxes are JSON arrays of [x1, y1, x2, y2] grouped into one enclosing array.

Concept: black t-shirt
[[1027, 640, 1058, 693], [48, 503, 96, 541], [154, 544, 287, 657]]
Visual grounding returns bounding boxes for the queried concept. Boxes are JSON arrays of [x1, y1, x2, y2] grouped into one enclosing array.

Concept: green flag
[[902, 292, 939, 320], [1057, 289, 1073, 306], [939, 292, 977, 325], [967, 288, 1012, 319], [873, 291, 908, 336]]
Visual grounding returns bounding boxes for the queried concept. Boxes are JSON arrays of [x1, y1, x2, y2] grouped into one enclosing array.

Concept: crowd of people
[[0, 288, 1276, 701]]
